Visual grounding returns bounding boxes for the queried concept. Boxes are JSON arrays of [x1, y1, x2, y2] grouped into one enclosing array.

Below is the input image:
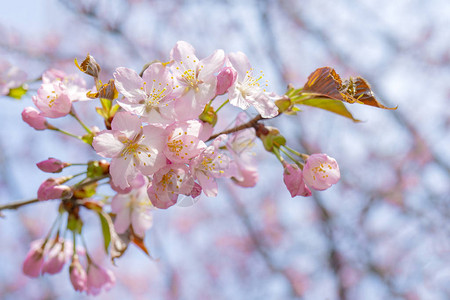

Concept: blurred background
[[1, 0, 449, 299]]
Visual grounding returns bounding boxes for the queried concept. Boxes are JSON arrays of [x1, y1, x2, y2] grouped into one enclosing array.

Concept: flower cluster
[[15, 41, 392, 295], [22, 238, 114, 295]]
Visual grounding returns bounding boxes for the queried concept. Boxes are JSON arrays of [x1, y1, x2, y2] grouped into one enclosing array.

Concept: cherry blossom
[[93, 111, 166, 189], [86, 263, 115, 295], [21, 107, 47, 130], [283, 164, 312, 197], [42, 69, 90, 102], [302, 154, 340, 191], [114, 63, 176, 124], [170, 41, 225, 120], [70, 255, 87, 292], [227, 52, 279, 118], [190, 135, 233, 197], [22, 242, 45, 278], [226, 113, 259, 187], [163, 120, 207, 163], [147, 164, 195, 209], [0, 60, 26, 95], [111, 175, 154, 237], [41, 240, 71, 275], [32, 82, 72, 118]]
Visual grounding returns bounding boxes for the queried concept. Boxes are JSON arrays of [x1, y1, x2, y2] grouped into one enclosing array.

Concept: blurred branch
[[227, 185, 304, 299], [0, 198, 39, 212]]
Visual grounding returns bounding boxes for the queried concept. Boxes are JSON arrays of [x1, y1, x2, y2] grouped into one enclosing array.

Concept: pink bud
[[216, 66, 237, 95], [283, 164, 312, 197], [86, 263, 115, 295], [302, 154, 340, 191], [37, 177, 72, 201], [42, 241, 70, 275], [21, 107, 47, 130], [189, 182, 202, 199], [37, 158, 69, 173], [70, 256, 87, 292], [22, 243, 45, 278]]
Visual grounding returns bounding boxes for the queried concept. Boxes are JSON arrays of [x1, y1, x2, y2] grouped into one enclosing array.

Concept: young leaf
[[303, 67, 396, 110], [96, 210, 128, 264], [97, 212, 111, 252], [298, 98, 361, 122]]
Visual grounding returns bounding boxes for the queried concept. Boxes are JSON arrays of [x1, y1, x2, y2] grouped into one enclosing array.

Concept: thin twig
[[207, 114, 263, 142], [0, 198, 39, 212]]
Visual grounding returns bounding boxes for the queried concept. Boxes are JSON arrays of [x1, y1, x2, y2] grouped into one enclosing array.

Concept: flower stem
[[215, 99, 229, 113], [70, 108, 92, 134], [283, 145, 309, 161], [47, 125, 83, 140]]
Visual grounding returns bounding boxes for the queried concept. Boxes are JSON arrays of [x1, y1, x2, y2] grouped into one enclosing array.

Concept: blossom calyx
[[256, 125, 286, 152], [75, 53, 101, 78], [199, 104, 218, 126]]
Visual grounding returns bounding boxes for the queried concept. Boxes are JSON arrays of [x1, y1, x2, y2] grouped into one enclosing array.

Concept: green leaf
[[96, 210, 128, 263], [7, 85, 28, 99], [297, 98, 361, 122], [97, 212, 111, 253]]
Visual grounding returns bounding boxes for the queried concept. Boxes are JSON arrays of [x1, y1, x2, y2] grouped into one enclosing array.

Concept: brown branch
[[207, 114, 264, 142], [0, 198, 39, 212], [227, 185, 304, 299]]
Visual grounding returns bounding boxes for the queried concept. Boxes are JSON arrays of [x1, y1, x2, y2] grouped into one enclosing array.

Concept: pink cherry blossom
[[170, 41, 225, 120], [21, 106, 47, 130], [227, 52, 278, 118], [283, 164, 312, 197], [0, 60, 27, 95], [37, 177, 72, 201], [32, 82, 72, 118], [111, 176, 153, 237], [302, 154, 340, 191], [114, 63, 176, 124], [42, 69, 89, 102], [41, 240, 71, 275], [227, 113, 259, 187], [70, 255, 87, 292], [163, 120, 207, 163], [216, 66, 237, 96], [147, 164, 195, 209], [86, 263, 115, 295], [93, 111, 166, 189], [36, 157, 69, 173], [190, 135, 233, 197], [22, 242, 45, 278]]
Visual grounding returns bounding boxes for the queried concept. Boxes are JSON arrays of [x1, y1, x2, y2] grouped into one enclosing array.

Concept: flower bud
[[21, 107, 47, 130], [42, 241, 70, 275], [37, 177, 73, 201], [70, 255, 87, 292], [86, 263, 115, 295], [283, 164, 311, 197], [37, 158, 69, 173], [22, 243, 45, 278], [302, 154, 340, 191], [216, 66, 237, 95], [75, 53, 101, 78]]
